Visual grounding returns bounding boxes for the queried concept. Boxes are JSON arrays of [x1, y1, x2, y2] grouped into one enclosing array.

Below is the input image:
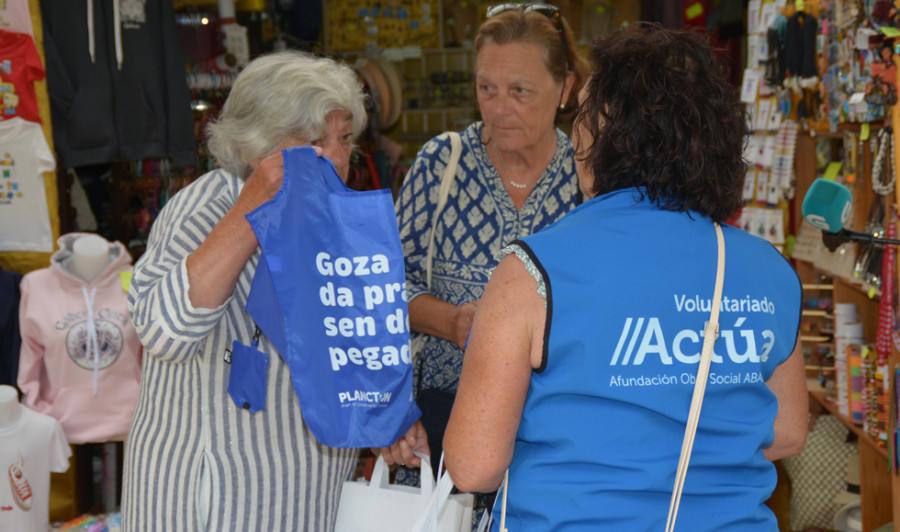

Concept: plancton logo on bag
[[315, 252, 413, 373], [338, 390, 392, 407]]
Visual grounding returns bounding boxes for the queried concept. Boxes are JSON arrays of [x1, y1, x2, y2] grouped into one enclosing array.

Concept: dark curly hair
[[573, 23, 748, 222]]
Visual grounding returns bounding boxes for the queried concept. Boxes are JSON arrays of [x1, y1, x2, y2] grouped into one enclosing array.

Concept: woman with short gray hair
[[121, 50, 367, 531], [207, 51, 367, 180]]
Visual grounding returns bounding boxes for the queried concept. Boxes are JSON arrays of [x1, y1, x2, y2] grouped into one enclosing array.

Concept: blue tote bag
[[244, 146, 420, 448]]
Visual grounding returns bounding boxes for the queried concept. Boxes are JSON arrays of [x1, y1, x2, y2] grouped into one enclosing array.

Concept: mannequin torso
[[18, 232, 142, 445], [0, 384, 22, 428], [72, 234, 111, 283]]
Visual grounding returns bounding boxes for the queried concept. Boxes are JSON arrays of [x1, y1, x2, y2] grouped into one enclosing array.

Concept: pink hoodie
[[17, 233, 142, 444]]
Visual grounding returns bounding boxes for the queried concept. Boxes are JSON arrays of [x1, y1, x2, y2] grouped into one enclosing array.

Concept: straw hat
[[354, 57, 402, 131], [833, 500, 862, 532], [354, 59, 390, 129], [354, 59, 386, 128], [832, 458, 861, 507], [374, 57, 402, 129]]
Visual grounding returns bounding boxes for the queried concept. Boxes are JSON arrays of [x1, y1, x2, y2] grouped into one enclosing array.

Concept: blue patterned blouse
[[395, 121, 581, 393]]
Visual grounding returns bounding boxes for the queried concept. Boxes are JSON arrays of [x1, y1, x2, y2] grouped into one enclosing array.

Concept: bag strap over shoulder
[[665, 221, 725, 532], [425, 131, 462, 290]]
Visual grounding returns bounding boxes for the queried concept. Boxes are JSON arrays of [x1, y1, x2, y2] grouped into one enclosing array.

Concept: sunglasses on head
[[486, 3, 570, 74]]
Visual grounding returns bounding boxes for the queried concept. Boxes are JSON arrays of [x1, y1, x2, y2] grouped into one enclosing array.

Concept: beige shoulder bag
[[410, 131, 463, 358], [425, 131, 463, 289]]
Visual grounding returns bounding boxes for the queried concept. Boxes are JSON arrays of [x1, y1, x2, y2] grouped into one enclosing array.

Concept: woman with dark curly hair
[[444, 24, 808, 531]]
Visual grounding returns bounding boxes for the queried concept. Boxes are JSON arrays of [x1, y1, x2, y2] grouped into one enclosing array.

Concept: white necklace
[[491, 143, 529, 189], [872, 128, 895, 196]]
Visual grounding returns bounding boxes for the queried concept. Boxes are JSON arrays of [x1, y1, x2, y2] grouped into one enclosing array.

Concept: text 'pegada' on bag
[[335, 452, 473, 532], [243, 146, 420, 448]]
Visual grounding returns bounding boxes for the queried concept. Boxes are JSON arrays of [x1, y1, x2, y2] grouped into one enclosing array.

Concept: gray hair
[[206, 50, 367, 179]]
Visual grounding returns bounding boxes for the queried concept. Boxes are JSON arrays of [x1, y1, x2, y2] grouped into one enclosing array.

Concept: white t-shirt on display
[[0, 0, 34, 36], [0, 406, 70, 532], [0, 117, 55, 251]]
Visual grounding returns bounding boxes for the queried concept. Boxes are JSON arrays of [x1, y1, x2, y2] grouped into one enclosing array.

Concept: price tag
[[119, 271, 132, 293], [823, 162, 843, 181], [685, 3, 704, 20]]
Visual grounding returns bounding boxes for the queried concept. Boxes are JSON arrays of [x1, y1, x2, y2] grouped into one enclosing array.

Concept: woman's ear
[[562, 71, 577, 108]]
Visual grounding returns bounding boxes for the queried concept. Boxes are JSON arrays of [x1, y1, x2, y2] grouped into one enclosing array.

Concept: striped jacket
[[121, 169, 358, 531]]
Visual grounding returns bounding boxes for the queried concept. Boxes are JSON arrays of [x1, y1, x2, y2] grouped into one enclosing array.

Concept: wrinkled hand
[[380, 419, 430, 467], [235, 145, 324, 214], [453, 301, 479, 349]]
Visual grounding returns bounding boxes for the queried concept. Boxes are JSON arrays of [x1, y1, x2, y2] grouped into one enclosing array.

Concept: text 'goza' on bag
[[239, 145, 420, 448]]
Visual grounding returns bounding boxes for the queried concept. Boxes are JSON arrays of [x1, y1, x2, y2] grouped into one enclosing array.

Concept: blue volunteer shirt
[[495, 188, 801, 531]]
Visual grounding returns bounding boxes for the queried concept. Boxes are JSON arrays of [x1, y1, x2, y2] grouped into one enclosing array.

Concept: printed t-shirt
[[0, 0, 34, 36], [0, 29, 44, 123], [0, 117, 55, 251], [0, 406, 71, 532]]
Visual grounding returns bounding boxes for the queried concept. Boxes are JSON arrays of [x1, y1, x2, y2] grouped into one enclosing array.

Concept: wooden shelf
[[802, 283, 834, 290], [808, 388, 888, 461], [792, 127, 897, 529], [837, 274, 883, 300], [801, 309, 832, 317]]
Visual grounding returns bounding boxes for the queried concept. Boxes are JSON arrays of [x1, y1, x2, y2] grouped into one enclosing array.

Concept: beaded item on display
[[877, 218, 896, 366], [871, 128, 895, 196]]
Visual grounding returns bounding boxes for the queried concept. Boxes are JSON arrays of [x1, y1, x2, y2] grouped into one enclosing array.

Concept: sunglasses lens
[[486, 3, 515, 18], [487, 3, 559, 18], [526, 5, 559, 17]]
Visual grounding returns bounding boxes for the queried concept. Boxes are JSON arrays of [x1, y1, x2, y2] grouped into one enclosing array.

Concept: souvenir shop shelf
[[809, 386, 889, 462], [800, 282, 834, 340], [791, 131, 897, 530], [396, 47, 477, 154], [800, 281, 836, 389]]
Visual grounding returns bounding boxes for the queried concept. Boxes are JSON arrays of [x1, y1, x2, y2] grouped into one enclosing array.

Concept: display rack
[[800, 281, 835, 386], [394, 47, 477, 160], [791, 129, 898, 530]]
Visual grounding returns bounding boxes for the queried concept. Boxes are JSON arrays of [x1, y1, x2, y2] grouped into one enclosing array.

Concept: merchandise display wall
[[0, 0, 60, 273], [751, 2, 900, 530]]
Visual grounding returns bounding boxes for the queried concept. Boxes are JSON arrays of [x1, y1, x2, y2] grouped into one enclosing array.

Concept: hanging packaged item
[[244, 146, 420, 448]]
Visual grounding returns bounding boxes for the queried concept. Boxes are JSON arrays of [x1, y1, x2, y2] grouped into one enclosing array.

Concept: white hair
[[206, 50, 367, 179]]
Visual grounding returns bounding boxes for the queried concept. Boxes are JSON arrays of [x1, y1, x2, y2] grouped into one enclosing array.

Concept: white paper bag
[[334, 452, 473, 532]]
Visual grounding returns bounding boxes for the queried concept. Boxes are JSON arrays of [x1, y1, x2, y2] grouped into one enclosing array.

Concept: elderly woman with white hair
[[121, 51, 367, 531]]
